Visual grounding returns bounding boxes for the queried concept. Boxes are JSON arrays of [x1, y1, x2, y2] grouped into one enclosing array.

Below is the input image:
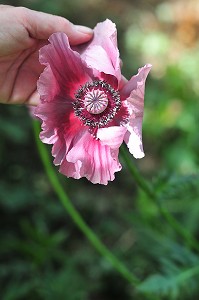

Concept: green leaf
[[138, 263, 199, 299], [160, 174, 199, 202]]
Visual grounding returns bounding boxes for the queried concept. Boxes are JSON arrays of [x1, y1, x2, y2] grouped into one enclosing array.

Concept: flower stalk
[[33, 120, 140, 286]]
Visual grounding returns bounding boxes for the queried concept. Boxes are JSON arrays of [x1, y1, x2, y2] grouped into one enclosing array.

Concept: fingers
[[18, 7, 93, 45]]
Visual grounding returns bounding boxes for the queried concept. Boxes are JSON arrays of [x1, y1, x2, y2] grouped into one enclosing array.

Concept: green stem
[[33, 120, 139, 286], [120, 145, 199, 252], [120, 146, 155, 199]]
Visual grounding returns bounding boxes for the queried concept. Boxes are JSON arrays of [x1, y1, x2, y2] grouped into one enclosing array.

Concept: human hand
[[0, 5, 93, 105]]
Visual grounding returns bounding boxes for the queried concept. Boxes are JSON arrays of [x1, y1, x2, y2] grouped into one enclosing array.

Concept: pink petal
[[59, 159, 82, 180], [121, 64, 152, 99], [37, 65, 60, 102], [124, 120, 144, 159], [34, 96, 74, 165], [53, 114, 85, 169], [92, 19, 120, 71], [39, 32, 93, 99], [121, 64, 152, 158], [84, 45, 116, 78], [81, 20, 121, 80], [35, 95, 72, 125], [52, 136, 66, 166], [97, 126, 126, 149], [40, 124, 58, 144], [66, 129, 121, 185]]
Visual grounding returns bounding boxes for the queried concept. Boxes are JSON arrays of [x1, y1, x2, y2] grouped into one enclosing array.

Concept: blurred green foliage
[[1, 0, 199, 299]]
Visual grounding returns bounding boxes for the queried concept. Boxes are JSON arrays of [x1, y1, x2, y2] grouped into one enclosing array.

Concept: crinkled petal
[[37, 65, 60, 102], [39, 32, 93, 100], [81, 19, 121, 80], [59, 159, 82, 180], [35, 95, 72, 125], [97, 126, 127, 149], [54, 114, 85, 169], [35, 95, 74, 165], [121, 64, 152, 99], [84, 45, 116, 78], [52, 136, 66, 166], [121, 64, 152, 158], [124, 121, 144, 159], [66, 129, 121, 185]]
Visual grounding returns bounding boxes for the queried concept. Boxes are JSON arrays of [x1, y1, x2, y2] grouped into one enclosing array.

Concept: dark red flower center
[[73, 80, 121, 129]]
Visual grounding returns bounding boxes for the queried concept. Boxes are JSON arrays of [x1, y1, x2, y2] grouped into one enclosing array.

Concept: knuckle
[[56, 16, 72, 30]]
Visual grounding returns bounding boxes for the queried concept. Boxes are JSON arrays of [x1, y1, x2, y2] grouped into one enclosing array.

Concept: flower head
[[35, 19, 151, 185]]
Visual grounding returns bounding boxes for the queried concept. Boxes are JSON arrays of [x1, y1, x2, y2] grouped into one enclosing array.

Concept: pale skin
[[0, 5, 93, 105]]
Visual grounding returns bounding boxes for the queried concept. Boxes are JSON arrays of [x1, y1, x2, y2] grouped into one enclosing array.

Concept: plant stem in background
[[120, 146, 155, 199], [120, 145, 199, 253], [33, 120, 139, 286]]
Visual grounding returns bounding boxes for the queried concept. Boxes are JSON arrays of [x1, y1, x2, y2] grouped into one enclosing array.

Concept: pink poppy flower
[[35, 19, 151, 185]]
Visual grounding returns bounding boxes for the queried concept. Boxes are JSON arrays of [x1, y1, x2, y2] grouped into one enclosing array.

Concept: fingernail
[[74, 25, 93, 35]]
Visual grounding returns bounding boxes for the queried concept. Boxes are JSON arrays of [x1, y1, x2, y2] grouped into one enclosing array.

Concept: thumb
[[19, 7, 93, 45]]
